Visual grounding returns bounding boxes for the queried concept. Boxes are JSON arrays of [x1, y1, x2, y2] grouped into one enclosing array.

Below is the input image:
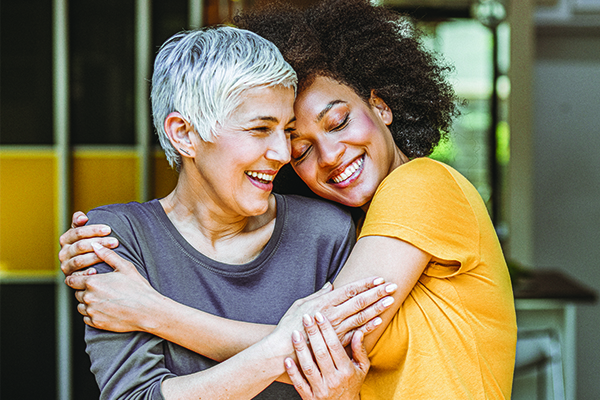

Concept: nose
[[265, 130, 291, 165], [316, 136, 344, 168]]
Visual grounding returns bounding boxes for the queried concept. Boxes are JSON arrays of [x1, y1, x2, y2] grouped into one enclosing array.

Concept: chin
[[244, 199, 271, 216]]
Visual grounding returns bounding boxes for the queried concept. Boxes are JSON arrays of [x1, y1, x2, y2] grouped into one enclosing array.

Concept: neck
[[361, 146, 410, 214], [160, 167, 276, 246]]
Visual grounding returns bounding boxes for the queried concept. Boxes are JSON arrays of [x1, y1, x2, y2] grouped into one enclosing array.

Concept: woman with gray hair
[[77, 26, 394, 400]]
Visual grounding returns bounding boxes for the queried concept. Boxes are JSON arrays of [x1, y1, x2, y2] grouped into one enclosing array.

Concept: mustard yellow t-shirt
[[359, 158, 517, 399]]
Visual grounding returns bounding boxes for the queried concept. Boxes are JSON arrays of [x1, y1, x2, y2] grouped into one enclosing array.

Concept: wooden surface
[[513, 269, 597, 302]]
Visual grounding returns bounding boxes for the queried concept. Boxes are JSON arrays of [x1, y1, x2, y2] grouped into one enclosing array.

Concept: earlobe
[[369, 90, 393, 126], [164, 112, 196, 158]]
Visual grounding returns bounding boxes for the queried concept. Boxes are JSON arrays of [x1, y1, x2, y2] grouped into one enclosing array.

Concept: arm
[[332, 236, 431, 353], [86, 324, 290, 400], [70, 243, 396, 362], [276, 237, 429, 399]]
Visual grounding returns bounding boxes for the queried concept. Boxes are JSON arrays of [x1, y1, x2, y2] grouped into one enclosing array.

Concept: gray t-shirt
[[85, 194, 355, 400]]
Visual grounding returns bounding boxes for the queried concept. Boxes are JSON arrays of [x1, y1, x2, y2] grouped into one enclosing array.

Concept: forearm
[[150, 297, 295, 385], [162, 335, 287, 399], [146, 294, 276, 361]]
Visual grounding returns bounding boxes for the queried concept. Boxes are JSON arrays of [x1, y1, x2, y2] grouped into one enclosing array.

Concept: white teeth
[[332, 157, 363, 184], [246, 171, 274, 182]]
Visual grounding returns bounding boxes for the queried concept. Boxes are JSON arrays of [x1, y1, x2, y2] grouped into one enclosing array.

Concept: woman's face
[[191, 85, 295, 217], [291, 77, 403, 208]]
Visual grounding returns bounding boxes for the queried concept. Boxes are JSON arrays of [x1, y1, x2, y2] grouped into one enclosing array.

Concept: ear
[[164, 112, 197, 158], [369, 90, 393, 126]]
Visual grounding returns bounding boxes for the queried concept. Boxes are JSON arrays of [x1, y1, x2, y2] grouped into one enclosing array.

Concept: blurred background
[[1, 0, 598, 398]]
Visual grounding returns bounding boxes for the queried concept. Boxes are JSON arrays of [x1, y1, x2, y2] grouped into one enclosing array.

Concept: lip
[[245, 169, 278, 192], [327, 155, 365, 188]]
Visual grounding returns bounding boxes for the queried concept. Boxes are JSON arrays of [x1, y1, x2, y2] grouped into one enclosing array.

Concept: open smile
[[329, 155, 364, 185], [245, 170, 277, 190]]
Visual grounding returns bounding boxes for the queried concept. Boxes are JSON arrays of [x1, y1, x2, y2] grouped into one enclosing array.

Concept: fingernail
[[385, 283, 398, 293], [302, 314, 313, 327], [292, 330, 302, 343], [373, 277, 384, 285], [91, 242, 103, 251], [382, 297, 394, 307], [284, 358, 293, 369], [100, 226, 111, 234], [373, 317, 382, 326], [107, 238, 118, 246], [321, 281, 331, 289], [314, 312, 324, 324]]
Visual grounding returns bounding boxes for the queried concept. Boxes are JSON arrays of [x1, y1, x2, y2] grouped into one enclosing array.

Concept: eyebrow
[[249, 116, 296, 125], [316, 100, 347, 123], [250, 116, 279, 123]]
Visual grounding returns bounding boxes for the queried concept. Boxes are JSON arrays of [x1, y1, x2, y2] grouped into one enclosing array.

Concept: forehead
[[232, 85, 296, 120], [294, 77, 362, 123]]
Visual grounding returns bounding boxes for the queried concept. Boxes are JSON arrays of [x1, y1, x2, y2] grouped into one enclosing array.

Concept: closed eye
[[331, 114, 349, 132], [291, 143, 311, 164]]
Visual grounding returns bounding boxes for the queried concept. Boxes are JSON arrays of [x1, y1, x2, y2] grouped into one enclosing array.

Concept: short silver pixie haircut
[[151, 26, 297, 171]]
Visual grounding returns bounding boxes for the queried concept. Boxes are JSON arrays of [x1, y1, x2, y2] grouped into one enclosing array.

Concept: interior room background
[[1, 0, 598, 398]]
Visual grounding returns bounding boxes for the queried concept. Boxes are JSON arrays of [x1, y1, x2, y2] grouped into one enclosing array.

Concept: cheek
[[292, 163, 317, 188], [352, 114, 379, 142]]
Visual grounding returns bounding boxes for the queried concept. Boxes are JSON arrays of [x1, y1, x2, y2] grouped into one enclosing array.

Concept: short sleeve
[[358, 158, 481, 275]]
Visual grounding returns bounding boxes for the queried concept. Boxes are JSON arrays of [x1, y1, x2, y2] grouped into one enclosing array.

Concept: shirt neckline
[[147, 194, 286, 276]]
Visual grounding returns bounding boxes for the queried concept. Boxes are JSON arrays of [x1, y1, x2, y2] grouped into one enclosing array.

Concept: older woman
[[62, 1, 516, 399], [73, 25, 397, 400]]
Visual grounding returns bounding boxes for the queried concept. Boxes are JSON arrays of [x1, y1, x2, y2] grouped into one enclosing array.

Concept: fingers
[[291, 328, 321, 384], [313, 312, 349, 369], [332, 291, 395, 339], [61, 252, 104, 277], [76, 300, 88, 316], [58, 225, 119, 276], [284, 358, 313, 399], [59, 224, 112, 247], [288, 313, 365, 400], [71, 211, 89, 228], [327, 282, 396, 328], [328, 277, 386, 306], [350, 331, 370, 374], [65, 271, 95, 290], [302, 314, 336, 375], [91, 243, 136, 274]]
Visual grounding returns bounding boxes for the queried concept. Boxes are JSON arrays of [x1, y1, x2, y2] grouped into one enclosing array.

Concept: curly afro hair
[[234, 0, 459, 159]]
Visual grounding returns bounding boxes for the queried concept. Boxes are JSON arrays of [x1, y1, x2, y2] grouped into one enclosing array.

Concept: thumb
[[91, 242, 133, 274], [351, 330, 370, 374]]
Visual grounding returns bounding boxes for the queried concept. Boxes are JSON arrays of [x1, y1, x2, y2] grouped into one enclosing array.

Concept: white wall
[[533, 27, 600, 400]]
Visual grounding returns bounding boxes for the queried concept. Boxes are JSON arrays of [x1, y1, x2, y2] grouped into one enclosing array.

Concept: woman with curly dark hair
[[60, 1, 517, 398]]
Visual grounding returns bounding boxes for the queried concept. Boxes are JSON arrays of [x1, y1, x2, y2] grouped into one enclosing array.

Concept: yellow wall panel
[[0, 151, 56, 272], [72, 150, 139, 214]]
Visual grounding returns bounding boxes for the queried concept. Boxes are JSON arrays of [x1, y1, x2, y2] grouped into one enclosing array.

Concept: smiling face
[[291, 76, 405, 208], [187, 85, 296, 217]]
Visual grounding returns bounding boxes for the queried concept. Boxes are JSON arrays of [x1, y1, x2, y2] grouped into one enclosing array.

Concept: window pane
[[423, 20, 495, 202], [70, 0, 135, 145], [0, 0, 53, 145]]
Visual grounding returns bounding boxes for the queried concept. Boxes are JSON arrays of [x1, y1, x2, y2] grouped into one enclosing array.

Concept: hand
[[59, 211, 119, 276], [277, 277, 396, 348], [285, 313, 369, 400], [65, 243, 162, 333]]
